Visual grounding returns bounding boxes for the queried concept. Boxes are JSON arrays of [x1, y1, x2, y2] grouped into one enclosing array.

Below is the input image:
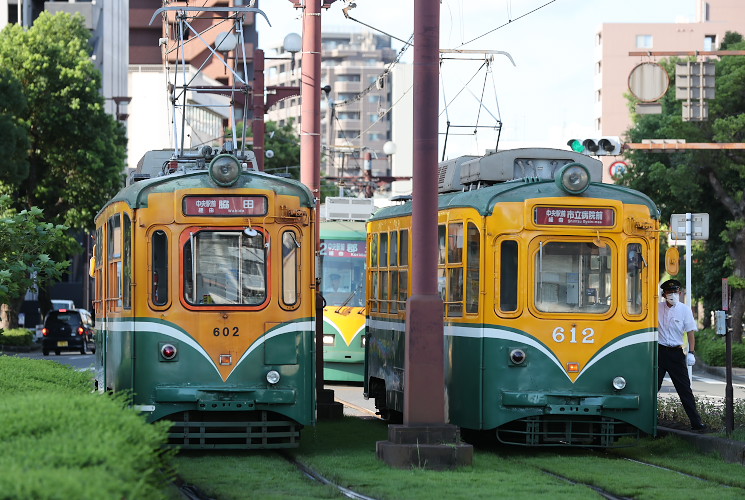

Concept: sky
[[255, 0, 698, 159]]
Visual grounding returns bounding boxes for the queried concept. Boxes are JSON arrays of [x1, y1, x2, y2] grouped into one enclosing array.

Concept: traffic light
[[566, 137, 622, 156]]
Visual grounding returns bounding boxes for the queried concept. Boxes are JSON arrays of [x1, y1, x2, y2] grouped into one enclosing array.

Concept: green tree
[[0, 196, 69, 329], [263, 120, 301, 179], [0, 67, 29, 185], [620, 31, 745, 341], [0, 12, 126, 231]]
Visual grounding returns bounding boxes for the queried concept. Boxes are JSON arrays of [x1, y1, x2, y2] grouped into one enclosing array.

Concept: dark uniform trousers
[[657, 344, 703, 428]]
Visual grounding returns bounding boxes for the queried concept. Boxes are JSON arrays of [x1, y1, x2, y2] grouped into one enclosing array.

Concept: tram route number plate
[[183, 195, 267, 216], [534, 207, 615, 227]]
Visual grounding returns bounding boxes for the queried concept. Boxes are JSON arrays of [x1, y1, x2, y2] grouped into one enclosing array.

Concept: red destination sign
[[320, 240, 366, 258], [534, 207, 615, 227], [183, 195, 267, 216]]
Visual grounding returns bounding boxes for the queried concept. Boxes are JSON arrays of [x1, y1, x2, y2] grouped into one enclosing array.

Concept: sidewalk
[[696, 360, 745, 384]]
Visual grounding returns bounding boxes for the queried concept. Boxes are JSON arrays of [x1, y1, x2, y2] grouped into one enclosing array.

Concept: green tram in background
[[320, 198, 374, 383]]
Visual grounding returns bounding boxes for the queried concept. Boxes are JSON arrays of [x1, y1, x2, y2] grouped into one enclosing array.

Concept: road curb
[[658, 426, 745, 465]]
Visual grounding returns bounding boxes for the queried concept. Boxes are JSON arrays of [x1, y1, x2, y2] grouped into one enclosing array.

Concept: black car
[[42, 309, 96, 356]]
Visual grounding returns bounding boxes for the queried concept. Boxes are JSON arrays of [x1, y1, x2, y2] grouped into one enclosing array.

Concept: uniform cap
[[660, 279, 681, 292]]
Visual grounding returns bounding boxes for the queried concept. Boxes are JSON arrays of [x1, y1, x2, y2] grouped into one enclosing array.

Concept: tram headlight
[[612, 376, 627, 390], [209, 154, 241, 186], [555, 162, 591, 195], [160, 343, 178, 361], [323, 334, 335, 346], [509, 348, 526, 365], [266, 370, 281, 385]]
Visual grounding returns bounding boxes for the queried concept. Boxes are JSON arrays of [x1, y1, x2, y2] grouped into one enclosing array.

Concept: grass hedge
[[0, 328, 35, 347], [0, 356, 174, 499], [696, 329, 745, 367]]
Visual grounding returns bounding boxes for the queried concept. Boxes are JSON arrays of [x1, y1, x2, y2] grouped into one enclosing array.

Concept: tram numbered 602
[[92, 150, 316, 449], [364, 148, 660, 447]]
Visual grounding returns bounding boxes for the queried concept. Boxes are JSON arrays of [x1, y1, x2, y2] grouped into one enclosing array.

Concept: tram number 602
[[213, 326, 240, 337], [552, 326, 594, 344]]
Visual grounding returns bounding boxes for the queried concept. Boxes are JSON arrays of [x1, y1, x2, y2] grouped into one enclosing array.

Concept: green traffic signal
[[567, 139, 585, 153]]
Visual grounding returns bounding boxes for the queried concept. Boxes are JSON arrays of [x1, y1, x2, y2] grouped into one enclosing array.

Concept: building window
[[596, 89, 601, 102], [636, 35, 653, 49], [704, 35, 716, 51], [596, 32, 602, 46], [596, 60, 601, 74]]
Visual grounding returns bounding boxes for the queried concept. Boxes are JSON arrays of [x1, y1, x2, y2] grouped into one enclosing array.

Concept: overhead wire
[[456, 0, 557, 48]]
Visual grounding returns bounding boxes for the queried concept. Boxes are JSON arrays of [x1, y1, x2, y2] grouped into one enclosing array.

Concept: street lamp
[[383, 141, 396, 177], [283, 33, 302, 72]]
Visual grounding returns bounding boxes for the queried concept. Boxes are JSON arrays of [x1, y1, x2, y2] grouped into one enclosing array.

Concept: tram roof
[[370, 180, 660, 221], [320, 220, 367, 240], [98, 170, 315, 216]]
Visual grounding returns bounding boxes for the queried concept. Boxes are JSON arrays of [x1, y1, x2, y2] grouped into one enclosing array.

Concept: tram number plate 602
[[213, 327, 240, 337], [552, 326, 594, 344]]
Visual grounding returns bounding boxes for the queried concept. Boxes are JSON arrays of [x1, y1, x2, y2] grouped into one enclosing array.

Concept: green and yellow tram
[[364, 148, 660, 446], [320, 214, 368, 382], [92, 149, 316, 449]]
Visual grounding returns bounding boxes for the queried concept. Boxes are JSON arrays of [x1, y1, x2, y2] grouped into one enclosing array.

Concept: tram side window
[[399, 229, 408, 308], [390, 230, 398, 313], [282, 231, 299, 306], [123, 214, 132, 310], [500, 241, 518, 312], [534, 241, 611, 314], [627, 243, 644, 315], [184, 230, 267, 306], [466, 222, 480, 313], [94, 226, 104, 317], [107, 214, 122, 309], [447, 223, 464, 317], [151, 230, 169, 306], [370, 233, 378, 312]]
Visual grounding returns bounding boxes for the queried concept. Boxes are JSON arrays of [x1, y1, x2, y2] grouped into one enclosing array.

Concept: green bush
[[0, 356, 174, 499], [0, 355, 91, 395], [696, 329, 745, 367], [0, 327, 34, 346]]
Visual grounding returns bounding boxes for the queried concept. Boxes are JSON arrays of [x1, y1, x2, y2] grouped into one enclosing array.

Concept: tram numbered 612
[[364, 148, 660, 447], [92, 150, 317, 449]]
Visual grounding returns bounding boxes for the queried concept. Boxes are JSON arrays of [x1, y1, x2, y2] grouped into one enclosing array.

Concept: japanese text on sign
[[320, 240, 366, 258], [183, 195, 267, 216], [534, 207, 615, 226]]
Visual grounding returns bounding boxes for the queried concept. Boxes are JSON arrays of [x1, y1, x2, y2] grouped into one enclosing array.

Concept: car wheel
[[42, 350, 49, 356], [80, 341, 87, 355], [55, 350, 61, 355]]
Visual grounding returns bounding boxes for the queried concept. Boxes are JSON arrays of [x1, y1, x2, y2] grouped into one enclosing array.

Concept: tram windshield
[[183, 230, 267, 306], [534, 241, 611, 314], [320, 239, 366, 307]]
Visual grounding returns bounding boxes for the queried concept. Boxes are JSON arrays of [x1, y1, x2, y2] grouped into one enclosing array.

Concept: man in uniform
[[657, 279, 707, 432]]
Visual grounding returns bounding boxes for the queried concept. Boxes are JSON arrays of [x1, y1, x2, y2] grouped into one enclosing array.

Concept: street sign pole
[[685, 213, 692, 304], [722, 279, 734, 435]]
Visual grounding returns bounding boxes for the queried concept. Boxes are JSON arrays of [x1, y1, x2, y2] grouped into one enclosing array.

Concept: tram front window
[[534, 241, 611, 314], [321, 239, 366, 307], [184, 230, 267, 306]]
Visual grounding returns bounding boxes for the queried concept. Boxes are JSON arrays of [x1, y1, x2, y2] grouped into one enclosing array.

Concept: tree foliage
[[619, 31, 745, 340], [0, 67, 29, 185], [0, 196, 69, 328], [0, 12, 126, 232]]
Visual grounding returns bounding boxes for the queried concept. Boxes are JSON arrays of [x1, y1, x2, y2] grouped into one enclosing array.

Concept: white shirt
[[658, 301, 697, 347]]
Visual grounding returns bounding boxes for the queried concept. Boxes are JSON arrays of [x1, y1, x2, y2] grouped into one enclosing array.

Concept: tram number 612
[[552, 326, 594, 344], [213, 326, 240, 337]]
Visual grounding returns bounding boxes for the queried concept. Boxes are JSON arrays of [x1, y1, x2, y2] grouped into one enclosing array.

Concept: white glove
[[687, 352, 696, 366]]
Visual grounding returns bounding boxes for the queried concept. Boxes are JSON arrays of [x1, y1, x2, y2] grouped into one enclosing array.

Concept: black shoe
[[691, 424, 708, 433]]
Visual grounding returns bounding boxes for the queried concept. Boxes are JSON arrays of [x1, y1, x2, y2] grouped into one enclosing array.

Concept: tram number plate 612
[[213, 326, 240, 337], [552, 326, 594, 344]]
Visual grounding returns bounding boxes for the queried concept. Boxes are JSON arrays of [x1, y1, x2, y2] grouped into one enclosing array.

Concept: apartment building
[[264, 30, 397, 179]]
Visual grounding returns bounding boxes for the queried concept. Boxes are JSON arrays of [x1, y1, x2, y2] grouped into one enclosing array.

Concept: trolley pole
[[376, 0, 472, 469], [297, 0, 342, 420]]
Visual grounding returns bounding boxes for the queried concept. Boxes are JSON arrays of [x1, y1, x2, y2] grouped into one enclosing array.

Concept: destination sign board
[[534, 207, 615, 227], [320, 240, 366, 258], [183, 195, 267, 216]]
